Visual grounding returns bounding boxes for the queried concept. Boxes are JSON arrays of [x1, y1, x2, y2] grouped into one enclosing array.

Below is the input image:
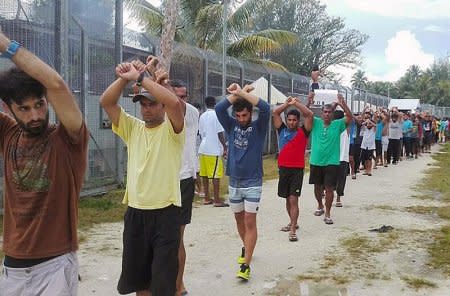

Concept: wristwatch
[[1, 40, 21, 59]]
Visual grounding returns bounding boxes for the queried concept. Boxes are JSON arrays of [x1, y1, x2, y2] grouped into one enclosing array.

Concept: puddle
[[264, 278, 350, 296]]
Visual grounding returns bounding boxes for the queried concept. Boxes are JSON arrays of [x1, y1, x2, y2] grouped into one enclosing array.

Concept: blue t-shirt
[[278, 124, 298, 151], [215, 98, 270, 186], [375, 121, 383, 140], [402, 120, 412, 138]]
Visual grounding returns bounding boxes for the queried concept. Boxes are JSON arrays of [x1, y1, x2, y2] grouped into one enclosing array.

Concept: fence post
[[55, 0, 69, 80], [115, 0, 125, 186]]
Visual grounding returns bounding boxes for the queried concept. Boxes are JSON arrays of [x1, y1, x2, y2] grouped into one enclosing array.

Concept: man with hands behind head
[[0, 29, 88, 296], [272, 94, 313, 242], [215, 83, 270, 281], [100, 57, 184, 296]]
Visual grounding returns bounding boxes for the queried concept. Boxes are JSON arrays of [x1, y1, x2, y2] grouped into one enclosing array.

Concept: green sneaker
[[237, 247, 245, 264], [237, 263, 250, 280]]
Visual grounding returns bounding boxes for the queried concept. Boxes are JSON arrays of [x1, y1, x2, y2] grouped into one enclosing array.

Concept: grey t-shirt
[[389, 120, 402, 139]]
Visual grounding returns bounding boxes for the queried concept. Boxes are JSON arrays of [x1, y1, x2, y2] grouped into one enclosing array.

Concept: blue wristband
[[1, 40, 21, 59]]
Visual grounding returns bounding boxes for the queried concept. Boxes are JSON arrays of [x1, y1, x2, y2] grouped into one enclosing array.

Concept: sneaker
[[237, 247, 245, 264], [237, 264, 250, 280]]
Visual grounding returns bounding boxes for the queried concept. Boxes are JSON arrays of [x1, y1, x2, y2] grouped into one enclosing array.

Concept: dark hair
[[204, 96, 216, 108], [322, 104, 333, 111], [286, 109, 300, 119], [233, 98, 253, 113], [334, 110, 344, 119], [312, 64, 319, 71], [168, 79, 187, 88], [0, 67, 45, 106]]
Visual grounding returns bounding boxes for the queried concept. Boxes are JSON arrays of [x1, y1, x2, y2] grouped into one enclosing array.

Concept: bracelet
[[1, 40, 21, 59], [136, 72, 145, 87]]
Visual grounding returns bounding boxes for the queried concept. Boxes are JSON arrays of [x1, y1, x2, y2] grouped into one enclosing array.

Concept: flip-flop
[[213, 202, 229, 207], [280, 224, 299, 232], [181, 291, 189, 296], [203, 200, 213, 205], [289, 233, 298, 242], [335, 202, 343, 207], [314, 208, 324, 216]]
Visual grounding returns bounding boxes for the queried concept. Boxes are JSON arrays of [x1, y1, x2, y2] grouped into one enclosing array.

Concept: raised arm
[[0, 30, 82, 139], [272, 100, 290, 129], [291, 94, 314, 131], [227, 83, 259, 106], [337, 93, 353, 126]]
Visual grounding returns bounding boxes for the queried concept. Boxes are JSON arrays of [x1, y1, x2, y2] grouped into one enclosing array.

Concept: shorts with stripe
[[199, 154, 223, 179], [228, 177, 262, 214]]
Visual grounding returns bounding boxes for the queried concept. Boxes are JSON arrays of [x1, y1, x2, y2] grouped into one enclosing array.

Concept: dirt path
[[78, 146, 450, 295]]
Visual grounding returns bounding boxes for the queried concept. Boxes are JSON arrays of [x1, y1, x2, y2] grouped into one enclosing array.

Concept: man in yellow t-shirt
[[100, 59, 185, 296]]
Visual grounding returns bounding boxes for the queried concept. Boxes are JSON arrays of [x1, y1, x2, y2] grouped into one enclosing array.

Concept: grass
[[401, 276, 437, 290], [416, 143, 450, 275]]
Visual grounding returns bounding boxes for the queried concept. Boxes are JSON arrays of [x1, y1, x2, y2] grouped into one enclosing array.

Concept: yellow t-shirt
[[112, 108, 185, 209]]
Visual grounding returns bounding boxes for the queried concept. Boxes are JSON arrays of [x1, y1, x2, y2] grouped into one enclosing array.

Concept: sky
[[320, 0, 450, 85], [139, 0, 450, 86]]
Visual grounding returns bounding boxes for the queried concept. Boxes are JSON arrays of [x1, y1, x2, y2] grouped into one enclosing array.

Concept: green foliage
[[367, 59, 450, 106], [251, 0, 368, 76]]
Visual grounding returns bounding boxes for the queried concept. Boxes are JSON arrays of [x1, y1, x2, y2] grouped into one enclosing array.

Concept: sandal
[[314, 208, 324, 216], [351, 175, 356, 179], [335, 201, 343, 207], [213, 202, 229, 207], [280, 224, 299, 232], [203, 200, 213, 205], [289, 232, 298, 242], [324, 216, 334, 224]]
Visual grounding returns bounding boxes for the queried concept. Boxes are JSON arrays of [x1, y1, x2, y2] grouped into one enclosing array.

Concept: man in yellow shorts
[[198, 96, 228, 206]]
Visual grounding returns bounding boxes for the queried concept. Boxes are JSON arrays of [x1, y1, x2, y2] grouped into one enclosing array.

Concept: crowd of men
[[0, 29, 448, 296]]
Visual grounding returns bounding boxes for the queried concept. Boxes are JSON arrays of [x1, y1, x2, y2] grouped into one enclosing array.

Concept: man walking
[[0, 30, 88, 295], [272, 95, 313, 242], [168, 79, 199, 296], [198, 96, 228, 206], [215, 83, 270, 280], [309, 94, 352, 224], [100, 60, 185, 296]]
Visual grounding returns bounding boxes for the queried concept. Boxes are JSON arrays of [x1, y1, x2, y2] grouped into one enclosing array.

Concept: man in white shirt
[[169, 80, 199, 296], [198, 96, 228, 207]]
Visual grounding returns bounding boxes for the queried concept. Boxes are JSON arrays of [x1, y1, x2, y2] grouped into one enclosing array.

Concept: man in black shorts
[[308, 94, 352, 224], [170, 80, 199, 296], [273, 95, 313, 241]]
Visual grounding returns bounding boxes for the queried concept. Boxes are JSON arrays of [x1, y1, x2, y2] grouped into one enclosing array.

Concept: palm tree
[[351, 69, 368, 90], [125, 0, 298, 69]]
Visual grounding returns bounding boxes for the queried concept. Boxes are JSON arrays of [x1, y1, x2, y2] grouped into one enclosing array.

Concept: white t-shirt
[[198, 108, 225, 156], [180, 103, 199, 180], [360, 125, 376, 150], [389, 120, 402, 139], [340, 129, 350, 162]]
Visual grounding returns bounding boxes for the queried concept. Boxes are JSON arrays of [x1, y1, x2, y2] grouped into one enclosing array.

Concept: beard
[[12, 112, 49, 137]]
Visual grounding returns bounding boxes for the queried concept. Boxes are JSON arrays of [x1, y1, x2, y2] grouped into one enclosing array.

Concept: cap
[[132, 91, 157, 103]]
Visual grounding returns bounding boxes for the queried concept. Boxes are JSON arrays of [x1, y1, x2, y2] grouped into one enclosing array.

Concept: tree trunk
[[159, 0, 179, 73]]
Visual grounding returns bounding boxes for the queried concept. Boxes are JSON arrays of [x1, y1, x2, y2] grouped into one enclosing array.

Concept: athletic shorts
[[229, 186, 262, 214], [199, 154, 223, 179], [180, 177, 195, 225], [277, 167, 304, 198], [0, 252, 78, 296], [117, 206, 181, 295], [360, 149, 374, 162], [375, 140, 382, 157], [308, 165, 338, 189]]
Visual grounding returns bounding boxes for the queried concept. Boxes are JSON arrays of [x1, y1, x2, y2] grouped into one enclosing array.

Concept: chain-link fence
[[0, 0, 449, 202]]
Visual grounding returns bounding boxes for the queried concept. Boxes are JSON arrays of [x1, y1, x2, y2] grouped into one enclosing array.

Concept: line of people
[[0, 29, 447, 296]]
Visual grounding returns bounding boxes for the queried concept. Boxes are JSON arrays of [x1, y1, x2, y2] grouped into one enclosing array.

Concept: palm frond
[[125, 0, 164, 35], [227, 30, 297, 57], [194, 3, 224, 49], [228, 0, 269, 34], [242, 57, 289, 71]]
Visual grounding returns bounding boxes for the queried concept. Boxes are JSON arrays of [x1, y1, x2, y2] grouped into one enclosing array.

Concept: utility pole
[[222, 0, 228, 96]]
